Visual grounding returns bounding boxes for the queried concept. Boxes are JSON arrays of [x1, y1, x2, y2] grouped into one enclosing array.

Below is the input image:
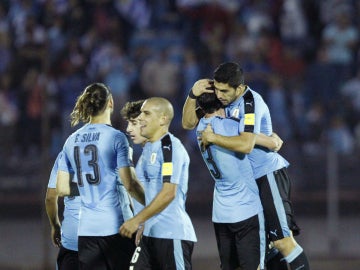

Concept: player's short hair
[[120, 100, 145, 120], [214, 62, 244, 88], [197, 92, 223, 114]]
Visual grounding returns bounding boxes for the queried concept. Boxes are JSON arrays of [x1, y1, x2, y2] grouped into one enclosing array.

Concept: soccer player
[[120, 100, 147, 147], [120, 97, 197, 270], [196, 92, 265, 270], [56, 82, 145, 270], [45, 151, 80, 270], [182, 62, 310, 270], [120, 99, 147, 245]]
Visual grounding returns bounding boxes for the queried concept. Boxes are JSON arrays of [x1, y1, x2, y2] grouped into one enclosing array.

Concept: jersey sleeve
[[58, 145, 73, 174], [115, 132, 132, 169], [160, 134, 173, 183], [239, 91, 268, 134], [160, 134, 187, 186]]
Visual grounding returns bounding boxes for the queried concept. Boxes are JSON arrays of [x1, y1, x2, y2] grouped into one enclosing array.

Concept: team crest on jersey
[[150, 153, 157, 164], [232, 108, 239, 118]]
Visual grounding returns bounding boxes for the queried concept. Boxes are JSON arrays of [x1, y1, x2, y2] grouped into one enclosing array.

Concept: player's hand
[[119, 218, 139, 238], [51, 224, 61, 248], [271, 132, 283, 152], [198, 124, 215, 151], [191, 79, 215, 97]]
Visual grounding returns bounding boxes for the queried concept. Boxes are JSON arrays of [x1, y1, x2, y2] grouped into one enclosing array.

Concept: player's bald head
[[144, 97, 174, 123]]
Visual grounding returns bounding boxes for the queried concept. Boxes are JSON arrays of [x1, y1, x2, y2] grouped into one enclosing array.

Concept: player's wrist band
[[188, 89, 197, 99]]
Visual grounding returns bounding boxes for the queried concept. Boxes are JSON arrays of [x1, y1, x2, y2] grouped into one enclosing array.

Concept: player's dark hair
[[197, 92, 223, 114], [120, 99, 145, 120], [70, 83, 111, 126], [213, 62, 244, 88]]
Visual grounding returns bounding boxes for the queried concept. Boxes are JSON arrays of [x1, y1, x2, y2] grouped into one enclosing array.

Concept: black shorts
[[130, 235, 194, 270], [57, 246, 79, 270], [256, 167, 300, 242], [78, 234, 135, 270], [213, 214, 261, 270]]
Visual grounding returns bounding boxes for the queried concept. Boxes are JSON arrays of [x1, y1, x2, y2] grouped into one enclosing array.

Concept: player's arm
[[199, 107, 284, 152], [182, 94, 199, 130], [119, 166, 145, 206], [208, 132, 256, 153], [255, 132, 283, 152], [200, 129, 282, 153], [198, 123, 256, 153], [56, 170, 71, 196], [182, 79, 214, 130], [45, 188, 61, 247], [119, 182, 177, 238]]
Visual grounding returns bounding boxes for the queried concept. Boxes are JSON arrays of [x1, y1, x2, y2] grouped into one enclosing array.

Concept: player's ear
[[107, 96, 114, 109], [159, 113, 168, 126], [235, 84, 244, 96]]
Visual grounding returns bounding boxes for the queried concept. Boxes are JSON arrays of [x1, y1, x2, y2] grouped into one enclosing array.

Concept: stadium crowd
[[0, 0, 359, 164]]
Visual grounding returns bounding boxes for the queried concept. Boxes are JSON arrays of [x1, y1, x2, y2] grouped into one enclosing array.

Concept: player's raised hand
[[191, 79, 215, 97]]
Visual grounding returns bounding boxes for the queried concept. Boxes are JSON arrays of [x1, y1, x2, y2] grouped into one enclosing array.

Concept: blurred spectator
[[321, 8, 358, 81], [8, 0, 38, 39], [140, 47, 180, 100], [181, 47, 201, 101], [0, 73, 18, 128], [242, 49, 271, 97], [319, 0, 353, 25], [46, 15, 67, 66], [340, 69, 360, 131], [279, 0, 308, 48], [103, 44, 137, 129], [341, 69, 360, 113], [114, 0, 151, 30], [225, 21, 255, 62], [15, 68, 45, 157], [0, 30, 11, 75], [354, 122, 360, 150], [303, 102, 327, 154], [56, 38, 87, 140], [267, 74, 292, 140], [304, 46, 338, 109], [288, 81, 308, 141], [13, 15, 47, 84], [240, 0, 274, 36], [327, 115, 354, 155], [65, 0, 89, 37], [0, 3, 10, 33]]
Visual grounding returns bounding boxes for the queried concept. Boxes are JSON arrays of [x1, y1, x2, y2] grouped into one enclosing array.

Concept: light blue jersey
[[48, 152, 80, 251], [197, 116, 262, 223], [132, 155, 145, 214], [58, 123, 133, 236], [137, 133, 197, 242], [225, 87, 289, 179]]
